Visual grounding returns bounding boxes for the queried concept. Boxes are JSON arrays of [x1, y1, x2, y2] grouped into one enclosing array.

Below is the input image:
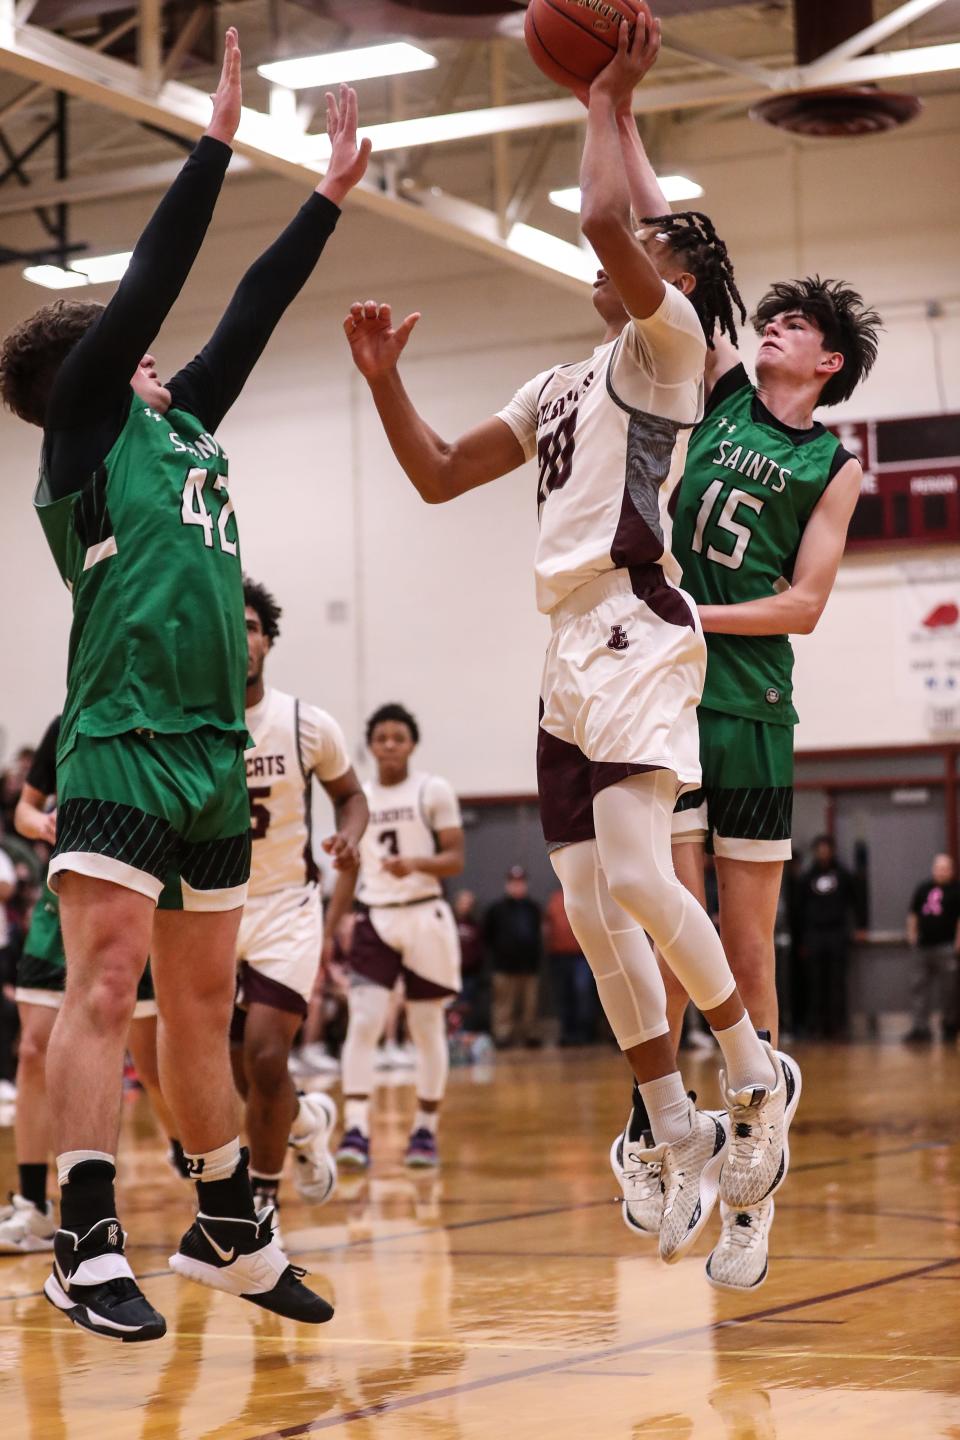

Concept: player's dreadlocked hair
[[366, 703, 420, 747], [640, 211, 746, 349], [243, 576, 282, 644], [752, 276, 881, 407]]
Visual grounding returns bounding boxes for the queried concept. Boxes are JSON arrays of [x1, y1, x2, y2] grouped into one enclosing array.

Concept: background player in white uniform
[[343, 16, 797, 1269], [337, 704, 464, 1171], [236, 579, 368, 1220]]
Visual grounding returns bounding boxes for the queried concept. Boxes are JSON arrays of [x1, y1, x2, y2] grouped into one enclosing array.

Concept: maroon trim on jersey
[[627, 563, 696, 630], [537, 716, 659, 849], [235, 959, 308, 1018], [349, 912, 457, 1001]]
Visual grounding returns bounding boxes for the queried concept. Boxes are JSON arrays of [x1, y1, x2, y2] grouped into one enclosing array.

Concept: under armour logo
[[185, 1157, 205, 1177], [607, 625, 630, 651], [107, 1223, 120, 1247], [716, 417, 737, 433]]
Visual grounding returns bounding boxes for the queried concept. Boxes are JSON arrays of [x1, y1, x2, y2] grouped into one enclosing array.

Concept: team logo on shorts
[[607, 625, 630, 651], [765, 687, 781, 705]]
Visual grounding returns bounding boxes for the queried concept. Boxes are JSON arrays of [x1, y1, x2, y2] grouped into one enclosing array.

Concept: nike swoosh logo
[[198, 1223, 236, 1264], [54, 1258, 70, 1290]]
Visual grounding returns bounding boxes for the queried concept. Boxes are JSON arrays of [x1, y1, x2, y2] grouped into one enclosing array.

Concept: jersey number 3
[[691, 479, 764, 571], [181, 467, 237, 556]]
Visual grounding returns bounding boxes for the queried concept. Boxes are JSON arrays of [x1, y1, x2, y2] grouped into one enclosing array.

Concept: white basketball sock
[[713, 1014, 777, 1093], [638, 1072, 693, 1148]]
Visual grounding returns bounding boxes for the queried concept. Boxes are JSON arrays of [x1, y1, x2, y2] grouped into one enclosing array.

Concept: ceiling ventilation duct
[[751, 0, 922, 137]]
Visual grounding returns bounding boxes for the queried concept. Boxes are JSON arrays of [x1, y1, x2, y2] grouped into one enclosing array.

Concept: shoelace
[[729, 1114, 769, 1169], [624, 1151, 661, 1198], [722, 1210, 765, 1251]]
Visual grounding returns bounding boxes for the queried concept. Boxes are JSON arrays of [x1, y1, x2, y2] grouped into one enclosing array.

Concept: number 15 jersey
[[672, 363, 851, 727], [358, 772, 462, 907], [497, 284, 705, 616]]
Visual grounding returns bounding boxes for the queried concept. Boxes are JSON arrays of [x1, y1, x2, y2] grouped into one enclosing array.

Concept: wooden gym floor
[[0, 1042, 958, 1439]]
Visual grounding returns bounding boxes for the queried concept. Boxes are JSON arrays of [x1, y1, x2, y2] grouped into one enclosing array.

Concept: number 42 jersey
[[672, 364, 851, 727]]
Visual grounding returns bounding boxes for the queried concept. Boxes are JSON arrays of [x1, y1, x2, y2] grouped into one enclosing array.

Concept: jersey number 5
[[181, 467, 237, 556], [249, 786, 272, 841], [691, 479, 764, 571]]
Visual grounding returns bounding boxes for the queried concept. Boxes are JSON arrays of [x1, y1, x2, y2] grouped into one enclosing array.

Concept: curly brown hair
[[0, 299, 104, 427]]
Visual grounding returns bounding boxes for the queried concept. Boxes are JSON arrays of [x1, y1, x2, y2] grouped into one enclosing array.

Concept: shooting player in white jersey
[[337, 704, 464, 1170], [343, 13, 799, 1270], [235, 579, 368, 1222]]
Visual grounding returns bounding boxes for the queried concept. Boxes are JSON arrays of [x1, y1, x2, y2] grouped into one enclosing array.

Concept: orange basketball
[[524, 0, 642, 91]]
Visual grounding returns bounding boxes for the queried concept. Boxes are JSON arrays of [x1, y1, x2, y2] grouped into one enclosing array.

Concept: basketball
[[524, 0, 642, 92]]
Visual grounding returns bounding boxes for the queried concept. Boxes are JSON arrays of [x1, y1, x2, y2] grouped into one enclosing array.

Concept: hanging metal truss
[[0, 0, 954, 291]]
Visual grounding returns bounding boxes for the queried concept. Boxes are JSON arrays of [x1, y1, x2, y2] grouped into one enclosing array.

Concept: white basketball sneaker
[[290, 1092, 338, 1204], [706, 1198, 774, 1292], [609, 1131, 662, 1237], [0, 1194, 57, 1253], [720, 1045, 801, 1209], [658, 1105, 728, 1265]]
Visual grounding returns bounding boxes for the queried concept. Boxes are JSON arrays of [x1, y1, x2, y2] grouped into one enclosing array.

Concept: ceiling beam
[[0, 154, 254, 215], [803, 0, 949, 81]]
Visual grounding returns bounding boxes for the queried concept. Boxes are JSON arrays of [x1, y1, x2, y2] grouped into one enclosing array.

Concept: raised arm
[[344, 301, 525, 503], [168, 87, 372, 432], [699, 459, 862, 637], [579, 18, 666, 322], [47, 29, 242, 431]]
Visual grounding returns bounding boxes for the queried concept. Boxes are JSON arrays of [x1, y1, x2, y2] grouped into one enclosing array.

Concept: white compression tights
[[341, 984, 449, 1104], [552, 771, 737, 1051], [341, 983, 391, 1095], [405, 1000, 450, 1104]]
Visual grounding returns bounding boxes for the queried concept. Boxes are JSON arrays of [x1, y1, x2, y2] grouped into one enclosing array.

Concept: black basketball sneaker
[[169, 1208, 333, 1323], [44, 1218, 167, 1342]]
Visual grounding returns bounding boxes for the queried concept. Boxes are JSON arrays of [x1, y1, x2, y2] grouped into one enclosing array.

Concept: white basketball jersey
[[497, 284, 705, 614], [245, 687, 351, 898], [358, 770, 462, 907]]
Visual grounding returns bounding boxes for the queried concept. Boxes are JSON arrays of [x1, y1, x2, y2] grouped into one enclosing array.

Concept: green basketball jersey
[[673, 366, 843, 726], [36, 394, 246, 759]]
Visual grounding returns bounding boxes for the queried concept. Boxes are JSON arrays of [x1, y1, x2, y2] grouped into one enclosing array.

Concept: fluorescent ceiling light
[[23, 264, 87, 289], [839, 40, 960, 82], [507, 223, 596, 284], [549, 176, 704, 213], [258, 43, 437, 91], [23, 250, 132, 289]]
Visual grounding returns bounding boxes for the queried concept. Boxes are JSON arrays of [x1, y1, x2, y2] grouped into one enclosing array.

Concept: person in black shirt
[[905, 853, 960, 1043], [795, 835, 858, 1039], [484, 867, 543, 1048]]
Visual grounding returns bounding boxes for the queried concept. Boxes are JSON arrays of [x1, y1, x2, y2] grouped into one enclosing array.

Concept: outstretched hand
[[589, 8, 661, 114], [206, 27, 242, 146], [318, 85, 373, 206], [343, 301, 421, 381]]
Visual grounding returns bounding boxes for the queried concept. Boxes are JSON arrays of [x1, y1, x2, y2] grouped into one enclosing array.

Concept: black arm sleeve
[[25, 715, 61, 796], [41, 138, 232, 499], [167, 193, 340, 432]]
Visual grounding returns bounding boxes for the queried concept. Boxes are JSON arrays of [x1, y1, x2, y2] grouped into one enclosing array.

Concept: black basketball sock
[[168, 1138, 191, 1179], [59, 1159, 117, 1236], [19, 1163, 48, 1212], [628, 1082, 652, 1143], [196, 1150, 257, 1222]]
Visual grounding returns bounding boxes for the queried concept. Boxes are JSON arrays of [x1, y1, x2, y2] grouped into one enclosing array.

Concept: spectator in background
[[905, 853, 960, 1044], [545, 886, 598, 1046], [795, 835, 858, 1040], [0, 748, 35, 833], [484, 866, 543, 1049], [452, 890, 487, 1034]]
